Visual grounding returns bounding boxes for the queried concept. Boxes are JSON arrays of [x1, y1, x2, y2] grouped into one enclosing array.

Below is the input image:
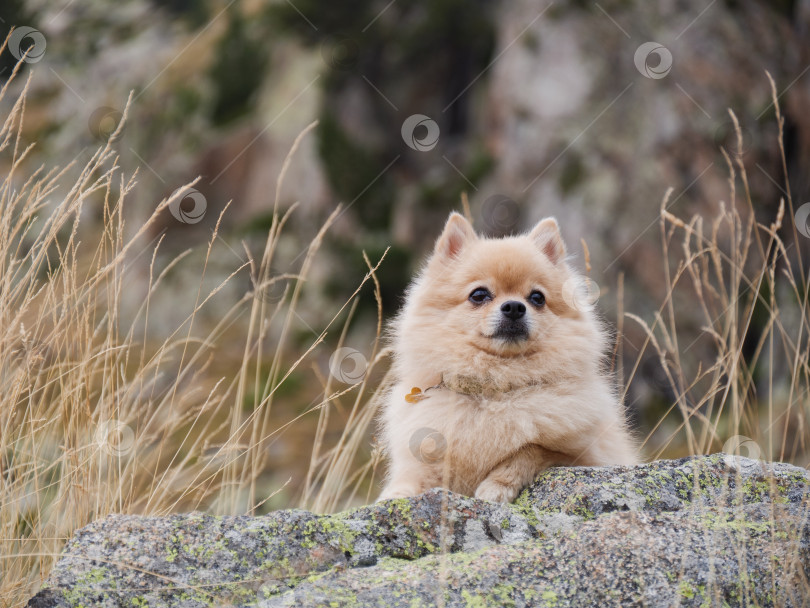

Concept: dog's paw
[[376, 485, 420, 502], [474, 479, 519, 503]]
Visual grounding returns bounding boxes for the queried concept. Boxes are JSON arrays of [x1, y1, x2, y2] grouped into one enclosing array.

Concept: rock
[[28, 454, 810, 607]]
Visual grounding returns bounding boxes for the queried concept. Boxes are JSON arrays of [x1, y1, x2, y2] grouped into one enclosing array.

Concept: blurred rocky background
[[2, 0, 809, 504]]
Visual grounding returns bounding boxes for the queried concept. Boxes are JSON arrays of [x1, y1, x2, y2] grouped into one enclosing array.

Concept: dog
[[377, 212, 638, 503]]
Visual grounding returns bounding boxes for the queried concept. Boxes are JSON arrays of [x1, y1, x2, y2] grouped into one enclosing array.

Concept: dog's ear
[[434, 212, 476, 259], [529, 217, 566, 264]]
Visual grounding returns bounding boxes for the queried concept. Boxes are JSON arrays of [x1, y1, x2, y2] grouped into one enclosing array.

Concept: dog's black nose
[[500, 300, 526, 320]]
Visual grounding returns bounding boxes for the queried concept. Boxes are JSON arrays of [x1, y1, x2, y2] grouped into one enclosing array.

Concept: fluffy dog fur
[[378, 212, 638, 503]]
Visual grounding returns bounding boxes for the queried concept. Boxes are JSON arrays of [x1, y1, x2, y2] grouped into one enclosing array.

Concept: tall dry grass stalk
[[628, 74, 809, 468], [0, 50, 386, 605], [1, 39, 807, 607]]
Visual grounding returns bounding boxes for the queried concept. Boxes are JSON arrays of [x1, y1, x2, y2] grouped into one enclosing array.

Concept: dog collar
[[405, 374, 540, 402]]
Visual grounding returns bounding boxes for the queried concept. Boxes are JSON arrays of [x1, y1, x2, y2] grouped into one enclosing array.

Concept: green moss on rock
[[29, 455, 809, 607]]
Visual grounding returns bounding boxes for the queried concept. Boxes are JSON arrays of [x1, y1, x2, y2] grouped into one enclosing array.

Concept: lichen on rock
[[27, 454, 810, 607]]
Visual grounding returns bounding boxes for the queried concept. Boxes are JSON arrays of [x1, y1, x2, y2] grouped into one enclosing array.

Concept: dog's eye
[[468, 287, 492, 304], [529, 290, 546, 307]]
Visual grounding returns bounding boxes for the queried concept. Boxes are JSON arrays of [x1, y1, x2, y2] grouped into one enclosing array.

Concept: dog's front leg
[[377, 457, 440, 501], [474, 444, 555, 503]]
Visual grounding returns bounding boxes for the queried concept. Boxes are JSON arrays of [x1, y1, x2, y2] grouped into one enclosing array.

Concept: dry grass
[[0, 49, 386, 604], [626, 75, 809, 469], [0, 42, 807, 608]]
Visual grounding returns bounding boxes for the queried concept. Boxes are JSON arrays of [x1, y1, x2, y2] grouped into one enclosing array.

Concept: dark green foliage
[[0, 0, 36, 81], [153, 0, 210, 28], [728, 0, 797, 20], [266, 0, 498, 316], [268, 0, 372, 43], [317, 111, 395, 230], [269, 0, 497, 213], [559, 152, 585, 195], [325, 241, 413, 322], [209, 7, 270, 126]]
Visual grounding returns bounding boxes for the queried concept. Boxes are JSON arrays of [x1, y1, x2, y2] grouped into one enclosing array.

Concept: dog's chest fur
[[390, 382, 541, 490]]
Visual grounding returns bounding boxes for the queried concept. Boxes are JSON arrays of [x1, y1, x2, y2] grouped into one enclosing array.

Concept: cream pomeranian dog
[[377, 212, 638, 503]]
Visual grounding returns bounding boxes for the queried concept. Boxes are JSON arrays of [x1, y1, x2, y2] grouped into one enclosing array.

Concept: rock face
[[28, 455, 810, 607]]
